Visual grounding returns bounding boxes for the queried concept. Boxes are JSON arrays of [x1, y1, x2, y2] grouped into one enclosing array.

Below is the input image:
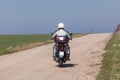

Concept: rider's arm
[[51, 31, 58, 39], [65, 31, 72, 40]]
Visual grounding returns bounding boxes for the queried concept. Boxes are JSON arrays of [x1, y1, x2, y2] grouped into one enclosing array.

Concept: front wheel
[[59, 60, 63, 67]]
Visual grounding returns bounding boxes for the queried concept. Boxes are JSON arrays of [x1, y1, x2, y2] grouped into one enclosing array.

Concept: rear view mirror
[[70, 33, 72, 35], [51, 33, 53, 35]]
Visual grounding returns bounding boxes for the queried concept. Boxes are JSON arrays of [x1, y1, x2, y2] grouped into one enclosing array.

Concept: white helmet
[[58, 23, 64, 29]]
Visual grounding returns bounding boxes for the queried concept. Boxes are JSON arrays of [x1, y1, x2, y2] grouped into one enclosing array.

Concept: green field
[[97, 33, 120, 80], [0, 34, 51, 55]]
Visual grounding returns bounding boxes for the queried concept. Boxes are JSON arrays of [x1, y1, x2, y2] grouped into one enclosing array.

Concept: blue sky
[[0, 0, 120, 34]]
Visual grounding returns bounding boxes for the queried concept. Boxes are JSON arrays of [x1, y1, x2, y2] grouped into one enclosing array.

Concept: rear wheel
[[59, 60, 63, 67]]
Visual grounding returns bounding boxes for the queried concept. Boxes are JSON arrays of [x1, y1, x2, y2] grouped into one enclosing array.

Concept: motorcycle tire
[[59, 60, 63, 67]]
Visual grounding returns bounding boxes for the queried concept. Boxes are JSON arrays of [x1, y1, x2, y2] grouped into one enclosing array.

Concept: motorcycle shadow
[[56, 63, 78, 68]]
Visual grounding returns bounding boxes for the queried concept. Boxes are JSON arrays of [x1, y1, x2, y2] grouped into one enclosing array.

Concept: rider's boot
[[66, 54, 70, 61], [65, 45, 70, 61], [53, 56, 56, 60], [53, 44, 57, 61]]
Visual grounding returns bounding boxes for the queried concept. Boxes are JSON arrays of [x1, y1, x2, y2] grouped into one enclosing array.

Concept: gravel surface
[[0, 33, 112, 80]]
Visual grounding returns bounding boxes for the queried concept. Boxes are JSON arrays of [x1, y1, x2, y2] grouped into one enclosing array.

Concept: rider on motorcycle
[[51, 23, 72, 60]]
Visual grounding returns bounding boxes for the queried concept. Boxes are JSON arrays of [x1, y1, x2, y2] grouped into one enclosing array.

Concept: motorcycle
[[52, 35, 72, 67]]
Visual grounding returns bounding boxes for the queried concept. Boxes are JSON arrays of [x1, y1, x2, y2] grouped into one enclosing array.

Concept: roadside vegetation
[[0, 34, 51, 55], [97, 32, 120, 80]]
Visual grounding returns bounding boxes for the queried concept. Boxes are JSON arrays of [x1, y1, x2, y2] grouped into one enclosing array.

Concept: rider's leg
[[64, 43, 70, 60], [53, 43, 58, 60], [53, 44, 56, 60]]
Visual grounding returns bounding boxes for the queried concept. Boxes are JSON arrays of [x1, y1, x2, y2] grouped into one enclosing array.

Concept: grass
[[97, 32, 120, 80], [0, 34, 51, 55]]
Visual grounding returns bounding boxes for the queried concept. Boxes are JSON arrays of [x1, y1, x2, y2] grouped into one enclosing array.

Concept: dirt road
[[0, 33, 112, 80]]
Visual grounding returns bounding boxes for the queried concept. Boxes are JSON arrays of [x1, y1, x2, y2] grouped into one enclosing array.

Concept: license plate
[[59, 51, 64, 58]]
